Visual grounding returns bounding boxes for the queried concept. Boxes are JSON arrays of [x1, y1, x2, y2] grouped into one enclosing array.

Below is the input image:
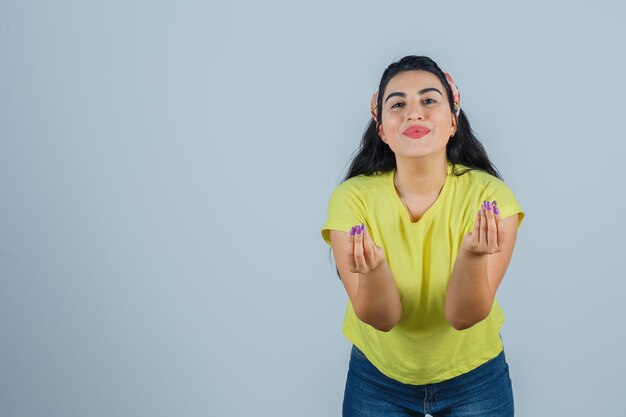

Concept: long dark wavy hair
[[328, 55, 502, 277]]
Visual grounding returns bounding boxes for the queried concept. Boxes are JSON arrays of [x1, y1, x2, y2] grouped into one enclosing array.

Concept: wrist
[[459, 246, 489, 261]]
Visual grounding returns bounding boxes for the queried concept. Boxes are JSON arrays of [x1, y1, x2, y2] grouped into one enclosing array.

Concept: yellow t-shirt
[[320, 160, 525, 385]]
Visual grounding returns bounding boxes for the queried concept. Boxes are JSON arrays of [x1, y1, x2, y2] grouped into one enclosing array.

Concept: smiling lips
[[403, 126, 431, 139]]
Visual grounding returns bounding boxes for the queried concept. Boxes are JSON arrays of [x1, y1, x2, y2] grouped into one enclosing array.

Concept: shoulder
[[451, 164, 507, 191], [321, 171, 389, 246], [330, 171, 390, 199], [451, 163, 524, 227]]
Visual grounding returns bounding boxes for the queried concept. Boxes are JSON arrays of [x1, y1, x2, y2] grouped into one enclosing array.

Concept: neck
[[394, 153, 449, 197]]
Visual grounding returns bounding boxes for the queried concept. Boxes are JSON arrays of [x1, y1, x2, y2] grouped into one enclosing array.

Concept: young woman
[[321, 55, 525, 416]]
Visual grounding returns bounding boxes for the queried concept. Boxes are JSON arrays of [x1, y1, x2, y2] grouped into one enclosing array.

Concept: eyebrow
[[384, 88, 443, 103]]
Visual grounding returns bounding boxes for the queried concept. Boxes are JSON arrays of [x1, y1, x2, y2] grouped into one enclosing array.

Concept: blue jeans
[[343, 344, 514, 416]]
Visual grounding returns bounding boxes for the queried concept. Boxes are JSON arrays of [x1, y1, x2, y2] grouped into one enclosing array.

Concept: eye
[[391, 99, 436, 108]]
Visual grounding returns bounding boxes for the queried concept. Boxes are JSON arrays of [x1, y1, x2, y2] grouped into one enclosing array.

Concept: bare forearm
[[355, 258, 402, 332], [445, 251, 492, 330]]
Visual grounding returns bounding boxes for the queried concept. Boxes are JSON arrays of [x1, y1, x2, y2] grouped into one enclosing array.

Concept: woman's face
[[378, 70, 457, 160]]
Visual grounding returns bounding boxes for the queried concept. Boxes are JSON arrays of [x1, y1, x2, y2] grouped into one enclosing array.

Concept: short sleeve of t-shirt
[[483, 178, 525, 230], [320, 181, 368, 247]]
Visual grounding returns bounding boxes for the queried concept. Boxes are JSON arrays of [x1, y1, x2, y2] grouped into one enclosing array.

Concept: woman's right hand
[[348, 224, 386, 274]]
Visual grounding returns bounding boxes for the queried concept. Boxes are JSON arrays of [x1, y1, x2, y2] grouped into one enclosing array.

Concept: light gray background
[[1, 1, 624, 416]]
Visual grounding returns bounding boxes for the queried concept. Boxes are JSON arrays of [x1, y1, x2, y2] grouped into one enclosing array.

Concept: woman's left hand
[[460, 200, 505, 256]]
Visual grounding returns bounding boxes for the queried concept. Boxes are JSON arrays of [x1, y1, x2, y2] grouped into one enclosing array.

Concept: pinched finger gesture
[[347, 224, 385, 274], [461, 200, 505, 256]]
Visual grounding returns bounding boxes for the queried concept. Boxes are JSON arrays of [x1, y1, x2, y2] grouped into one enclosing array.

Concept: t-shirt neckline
[[387, 160, 454, 225]]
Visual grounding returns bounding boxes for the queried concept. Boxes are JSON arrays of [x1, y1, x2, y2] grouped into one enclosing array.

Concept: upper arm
[[329, 229, 360, 312], [486, 213, 519, 301]]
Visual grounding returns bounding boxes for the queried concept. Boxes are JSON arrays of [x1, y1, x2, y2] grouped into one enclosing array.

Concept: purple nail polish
[[356, 225, 362, 235], [486, 201, 492, 210], [494, 205, 499, 215], [350, 227, 355, 236]]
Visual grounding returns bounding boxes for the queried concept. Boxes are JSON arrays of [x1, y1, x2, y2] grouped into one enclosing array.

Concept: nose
[[406, 102, 424, 120]]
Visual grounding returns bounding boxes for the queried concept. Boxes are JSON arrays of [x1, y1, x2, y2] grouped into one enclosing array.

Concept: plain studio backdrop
[[1, 1, 624, 416]]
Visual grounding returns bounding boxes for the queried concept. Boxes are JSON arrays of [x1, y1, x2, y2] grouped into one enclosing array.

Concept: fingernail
[[494, 205, 499, 215], [486, 201, 492, 210], [493, 200, 497, 205], [350, 226, 355, 236], [356, 225, 362, 235]]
